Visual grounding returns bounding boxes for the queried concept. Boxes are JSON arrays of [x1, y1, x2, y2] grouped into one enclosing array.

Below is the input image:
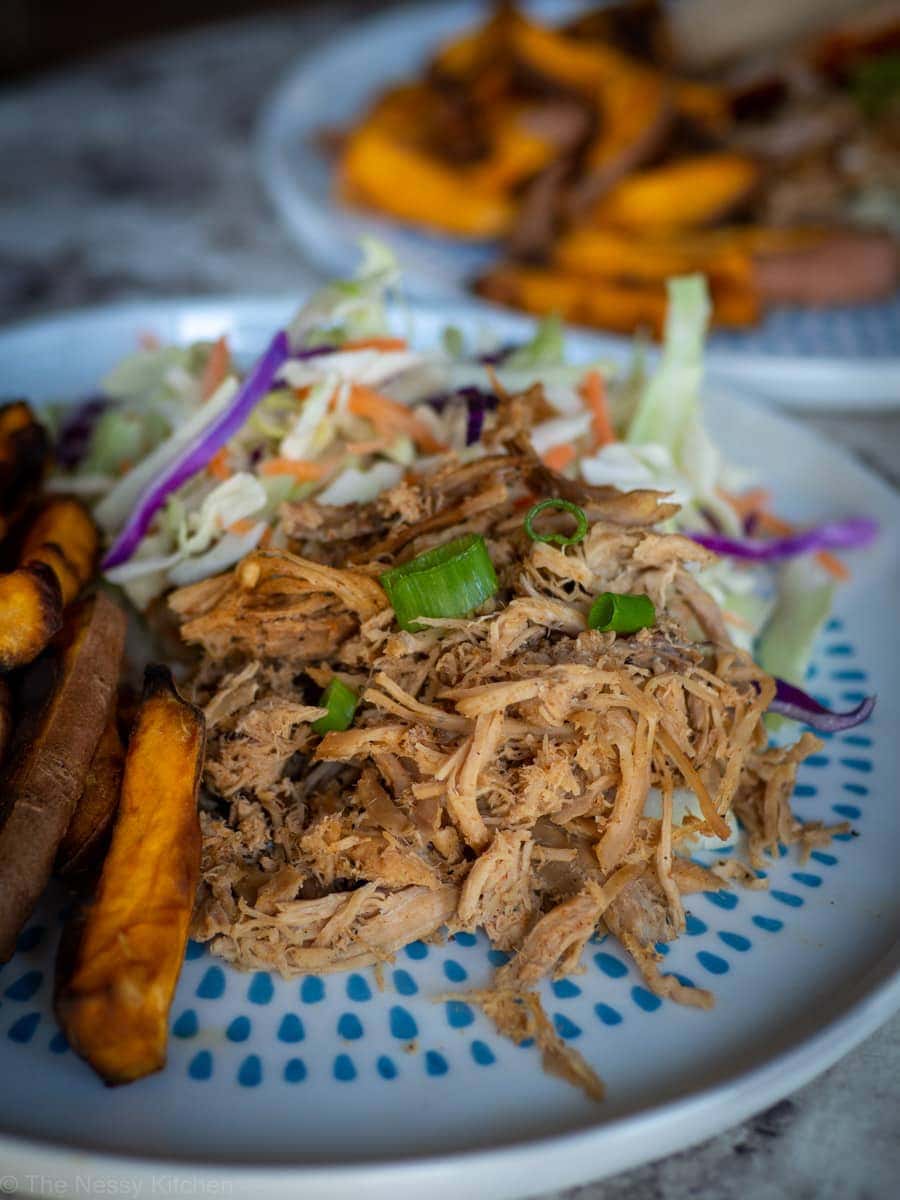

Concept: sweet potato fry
[[341, 124, 516, 237], [590, 153, 761, 232], [0, 400, 50, 542], [553, 227, 755, 289], [0, 562, 63, 671], [55, 716, 124, 888], [477, 263, 761, 337], [20, 496, 99, 607], [0, 592, 125, 961], [55, 665, 205, 1085]]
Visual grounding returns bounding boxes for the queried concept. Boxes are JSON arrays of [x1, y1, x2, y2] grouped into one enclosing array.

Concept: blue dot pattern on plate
[[0, 619, 875, 1097], [338, 1013, 364, 1041], [278, 1014, 304, 1044], [284, 1057, 306, 1083]]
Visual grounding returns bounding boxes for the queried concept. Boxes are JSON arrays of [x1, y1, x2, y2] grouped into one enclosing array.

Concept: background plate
[[256, 0, 900, 408], [0, 297, 898, 1199]]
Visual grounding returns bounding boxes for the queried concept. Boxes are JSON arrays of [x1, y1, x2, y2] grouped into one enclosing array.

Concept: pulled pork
[[171, 442, 836, 1099]]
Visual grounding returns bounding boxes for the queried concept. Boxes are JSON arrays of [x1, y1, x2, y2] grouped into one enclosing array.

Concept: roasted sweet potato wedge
[[477, 263, 761, 337], [0, 592, 125, 960], [55, 716, 124, 888], [21, 496, 99, 607], [590, 153, 761, 231], [553, 227, 755, 289], [55, 665, 205, 1085], [341, 125, 516, 237], [0, 400, 50, 542], [0, 561, 63, 671]]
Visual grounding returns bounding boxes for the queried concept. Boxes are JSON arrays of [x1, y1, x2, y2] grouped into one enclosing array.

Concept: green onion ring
[[312, 678, 359, 734], [524, 498, 588, 547], [588, 592, 656, 634], [380, 533, 498, 632]]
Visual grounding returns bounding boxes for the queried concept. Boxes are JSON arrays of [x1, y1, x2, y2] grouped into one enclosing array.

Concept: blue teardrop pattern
[[392, 969, 418, 996], [196, 966, 226, 1000], [172, 1009, 199, 1038], [188, 1050, 213, 1081], [389, 1006, 418, 1041], [346, 974, 372, 1002], [277, 1013, 304, 1044], [594, 1003, 623, 1026], [445, 1001, 474, 1029], [471, 1040, 495, 1066], [301, 976, 325, 1004], [333, 1053, 356, 1082], [377, 1055, 398, 1080], [4, 970, 42, 1002], [338, 1013, 364, 1041], [238, 1055, 262, 1087], [284, 1057, 307, 1083], [248, 972, 274, 1005], [425, 1050, 448, 1076]]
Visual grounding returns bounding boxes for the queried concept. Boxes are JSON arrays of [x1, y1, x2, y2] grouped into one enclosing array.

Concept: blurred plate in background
[[256, 0, 900, 408]]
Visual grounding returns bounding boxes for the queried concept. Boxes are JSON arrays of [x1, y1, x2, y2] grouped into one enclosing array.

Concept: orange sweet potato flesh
[[20, 496, 99, 607], [477, 263, 760, 337], [55, 665, 206, 1085], [590, 153, 761, 232], [55, 716, 124, 888], [341, 124, 516, 237], [553, 227, 755, 289], [0, 562, 63, 671], [0, 592, 126, 960]]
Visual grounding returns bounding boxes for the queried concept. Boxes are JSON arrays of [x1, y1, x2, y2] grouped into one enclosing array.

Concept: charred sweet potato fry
[[0, 592, 125, 961], [0, 562, 63, 671], [55, 716, 124, 888], [0, 400, 50, 542], [589, 153, 761, 232], [55, 665, 205, 1085], [20, 496, 99, 607]]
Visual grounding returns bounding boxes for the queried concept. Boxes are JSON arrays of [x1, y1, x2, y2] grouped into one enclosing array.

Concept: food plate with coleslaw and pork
[[0, 250, 897, 1199]]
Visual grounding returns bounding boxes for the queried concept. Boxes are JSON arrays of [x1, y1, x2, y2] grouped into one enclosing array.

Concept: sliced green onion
[[312, 678, 359, 734], [380, 533, 498, 632], [588, 592, 655, 633], [524, 498, 588, 547]]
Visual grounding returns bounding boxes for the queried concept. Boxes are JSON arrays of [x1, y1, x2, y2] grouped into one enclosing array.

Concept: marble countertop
[[0, 8, 897, 1199]]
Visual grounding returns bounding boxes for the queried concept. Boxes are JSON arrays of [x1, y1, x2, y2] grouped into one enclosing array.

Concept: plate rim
[[0, 292, 898, 1195]]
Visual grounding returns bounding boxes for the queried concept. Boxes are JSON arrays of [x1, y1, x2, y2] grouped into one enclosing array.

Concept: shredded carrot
[[201, 335, 231, 402], [227, 518, 258, 536], [755, 511, 850, 581], [717, 486, 771, 520], [347, 384, 446, 454], [117, 459, 133, 476], [345, 439, 389, 455], [206, 447, 232, 481], [259, 457, 329, 482], [138, 331, 161, 350], [259, 527, 273, 549], [580, 370, 615, 448], [342, 337, 408, 352], [542, 443, 576, 472]]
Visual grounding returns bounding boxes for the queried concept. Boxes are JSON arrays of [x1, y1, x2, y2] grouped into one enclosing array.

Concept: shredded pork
[[171, 409, 831, 1100]]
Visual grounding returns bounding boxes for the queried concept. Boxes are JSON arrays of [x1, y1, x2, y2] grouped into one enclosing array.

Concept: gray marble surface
[[0, 8, 897, 1199]]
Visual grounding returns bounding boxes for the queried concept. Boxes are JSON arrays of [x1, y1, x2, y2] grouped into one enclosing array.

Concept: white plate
[[256, 0, 900, 409], [0, 297, 898, 1200]]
